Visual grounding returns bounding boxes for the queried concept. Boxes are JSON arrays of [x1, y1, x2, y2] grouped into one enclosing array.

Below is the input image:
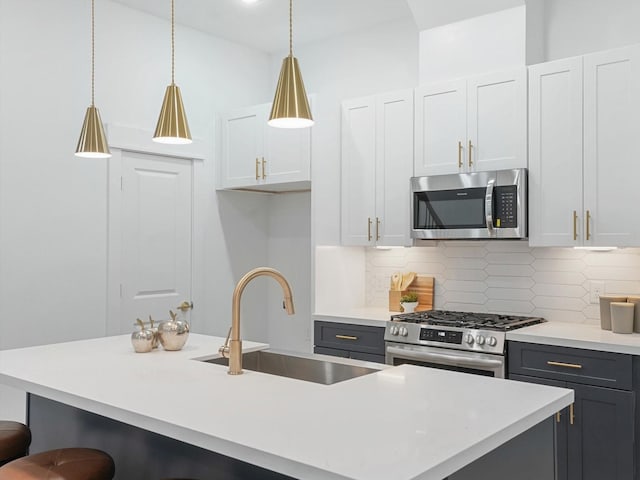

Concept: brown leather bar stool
[[0, 447, 115, 480], [0, 421, 31, 466]]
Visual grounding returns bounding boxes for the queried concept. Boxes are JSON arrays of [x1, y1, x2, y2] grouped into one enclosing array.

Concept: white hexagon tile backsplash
[[365, 242, 640, 324]]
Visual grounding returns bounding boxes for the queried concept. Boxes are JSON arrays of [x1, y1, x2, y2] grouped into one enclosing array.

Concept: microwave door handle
[[485, 179, 495, 232]]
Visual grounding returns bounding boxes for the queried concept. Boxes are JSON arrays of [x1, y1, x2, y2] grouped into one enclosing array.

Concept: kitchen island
[[0, 334, 572, 479]]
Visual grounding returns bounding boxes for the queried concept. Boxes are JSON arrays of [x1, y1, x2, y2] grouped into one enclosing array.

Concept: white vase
[[401, 301, 418, 313]]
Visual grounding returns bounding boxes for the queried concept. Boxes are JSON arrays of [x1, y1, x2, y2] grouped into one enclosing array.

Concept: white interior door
[[119, 151, 193, 332]]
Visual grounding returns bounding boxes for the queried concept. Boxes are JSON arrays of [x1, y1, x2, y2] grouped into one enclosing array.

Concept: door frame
[[105, 124, 207, 335]]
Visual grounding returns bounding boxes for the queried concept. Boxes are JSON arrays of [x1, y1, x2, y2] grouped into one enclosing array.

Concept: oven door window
[[392, 357, 495, 377], [413, 187, 486, 229]]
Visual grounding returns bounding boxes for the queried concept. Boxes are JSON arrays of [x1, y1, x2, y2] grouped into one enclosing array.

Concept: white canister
[[599, 295, 627, 330], [610, 302, 634, 334], [626, 296, 640, 333]]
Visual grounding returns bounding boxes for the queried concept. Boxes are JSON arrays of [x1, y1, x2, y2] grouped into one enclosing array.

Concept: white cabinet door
[[375, 90, 413, 247], [341, 97, 376, 246], [414, 80, 466, 176], [219, 105, 264, 189], [584, 45, 640, 247], [219, 101, 312, 191], [264, 106, 311, 186], [528, 57, 584, 247], [467, 67, 527, 172]]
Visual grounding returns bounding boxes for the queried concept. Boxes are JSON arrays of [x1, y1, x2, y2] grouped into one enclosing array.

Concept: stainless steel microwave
[[411, 168, 527, 240]]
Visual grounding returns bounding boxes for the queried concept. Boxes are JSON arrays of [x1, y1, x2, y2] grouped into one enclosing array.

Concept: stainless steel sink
[[203, 350, 381, 385]]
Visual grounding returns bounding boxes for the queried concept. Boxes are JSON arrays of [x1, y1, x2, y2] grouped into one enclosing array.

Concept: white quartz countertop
[[313, 307, 392, 326], [507, 321, 640, 355], [0, 334, 572, 480]]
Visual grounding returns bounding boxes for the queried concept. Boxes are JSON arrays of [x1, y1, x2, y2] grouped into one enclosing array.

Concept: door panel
[[414, 80, 466, 176], [120, 152, 192, 333], [375, 90, 413, 247], [220, 106, 263, 188], [264, 103, 311, 184], [341, 97, 376, 246], [509, 373, 568, 480], [528, 57, 584, 247], [568, 383, 634, 480], [467, 68, 527, 172], [584, 45, 640, 246]]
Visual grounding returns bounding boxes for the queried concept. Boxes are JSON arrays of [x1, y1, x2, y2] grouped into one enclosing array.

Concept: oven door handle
[[485, 178, 495, 232], [386, 346, 504, 369]]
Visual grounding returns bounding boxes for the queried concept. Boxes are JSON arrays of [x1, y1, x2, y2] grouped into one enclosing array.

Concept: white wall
[[0, 0, 275, 419], [543, 0, 640, 61], [419, 7, 527, 84]]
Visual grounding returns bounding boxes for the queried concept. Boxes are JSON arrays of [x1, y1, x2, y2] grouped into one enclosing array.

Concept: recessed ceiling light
[[241, 0, 260, 4]]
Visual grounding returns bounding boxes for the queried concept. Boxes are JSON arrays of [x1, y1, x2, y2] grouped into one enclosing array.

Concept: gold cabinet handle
[[468, 140, 473, 167], [573, 210, 578, 241], [547, 361, 583, 369], [569, 403, 575, 425], [458, 141, 463, 169], [367, 217, 372, 241], [556, 411, 561, 423], [255, 158, 260, 180], [261, 157, 266, 179], [335, 334, 358, 341], [586, 210, 591, 241], [376, 217, 381, 241]]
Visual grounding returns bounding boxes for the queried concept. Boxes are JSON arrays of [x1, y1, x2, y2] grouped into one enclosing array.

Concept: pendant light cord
[[91, 0, 95, 106], [171, 0, 175, 85], [289, 0, 292, 57]]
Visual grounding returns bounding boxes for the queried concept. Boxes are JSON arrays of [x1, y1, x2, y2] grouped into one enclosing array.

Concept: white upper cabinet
[[341, 89, 413, 247], [414, 80, 466, 176], [219, 101, 311, 192], [414, 67, 527, 176], [528, 57, 584, 247], [583, 45, 640, 247], [529, 44, 640, 247]]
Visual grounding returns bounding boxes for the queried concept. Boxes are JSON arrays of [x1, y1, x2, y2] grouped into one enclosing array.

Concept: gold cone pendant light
[[76, 0, 111, 158], [153, 0, 192, 144], [268, 0, 313, 128]]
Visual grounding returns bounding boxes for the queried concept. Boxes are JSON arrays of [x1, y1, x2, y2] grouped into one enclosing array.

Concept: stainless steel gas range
[[384, 310, 545, 378]]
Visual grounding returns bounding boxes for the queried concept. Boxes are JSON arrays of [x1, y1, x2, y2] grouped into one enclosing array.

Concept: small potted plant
[[400, 293, 419, 313]]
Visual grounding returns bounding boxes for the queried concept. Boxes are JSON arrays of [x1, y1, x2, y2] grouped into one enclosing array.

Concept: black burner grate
[[390, 310, 545, 331]]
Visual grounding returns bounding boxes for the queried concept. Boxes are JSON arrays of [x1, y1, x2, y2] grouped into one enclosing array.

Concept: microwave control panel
[[494, 185, 517, 228]]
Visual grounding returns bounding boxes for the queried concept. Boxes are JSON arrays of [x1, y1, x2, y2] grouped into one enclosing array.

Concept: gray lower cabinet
[[509, 341, 635, 480], [314, 321, 385, 364]]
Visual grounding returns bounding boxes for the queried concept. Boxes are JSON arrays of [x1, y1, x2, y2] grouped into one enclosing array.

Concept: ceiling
[[112, 0, 527, 54], [111, 0, 414, 54]]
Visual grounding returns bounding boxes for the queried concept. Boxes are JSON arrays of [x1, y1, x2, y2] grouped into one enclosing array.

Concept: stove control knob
[[475, 335, 486, 346], [399, 327, 408, 337], [465, 334, 475, 345], [487, 336, 498, 347], [390, 326, 399, 336]]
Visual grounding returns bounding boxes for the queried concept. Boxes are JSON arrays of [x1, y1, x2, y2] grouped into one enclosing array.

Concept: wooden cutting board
[[389, 275, 434, 312]]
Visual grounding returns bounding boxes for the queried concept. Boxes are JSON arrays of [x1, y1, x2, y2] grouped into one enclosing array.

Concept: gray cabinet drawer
[[508, 341, 632, 390], [314, 321, 385, 356]]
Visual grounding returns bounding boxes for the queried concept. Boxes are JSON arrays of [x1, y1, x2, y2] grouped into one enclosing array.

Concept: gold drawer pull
[[335, 335, 358, 341], [547, 361, 582, 369], [556, 411, 561, 423]]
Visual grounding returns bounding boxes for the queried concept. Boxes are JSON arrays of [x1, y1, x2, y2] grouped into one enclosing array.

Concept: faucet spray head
[[283, 297, 295, 315]]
